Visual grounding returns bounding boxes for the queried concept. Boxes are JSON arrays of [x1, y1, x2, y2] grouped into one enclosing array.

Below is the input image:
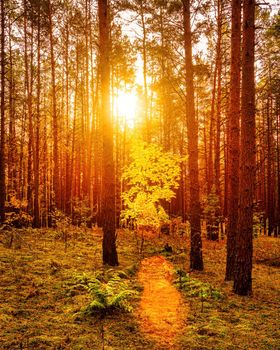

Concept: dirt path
[[137, 255, 187, 348]]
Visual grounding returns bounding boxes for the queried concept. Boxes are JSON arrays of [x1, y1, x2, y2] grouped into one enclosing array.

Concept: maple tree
[[121, 140, 181, 230]]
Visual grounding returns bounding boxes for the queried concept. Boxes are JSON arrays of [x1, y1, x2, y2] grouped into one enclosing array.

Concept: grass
[[170, 235, 280, 350], [0, 227, 279, 349]]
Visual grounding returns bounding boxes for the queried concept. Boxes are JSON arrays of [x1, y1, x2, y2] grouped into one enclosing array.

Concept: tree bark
[[208, 63, 217, 195], [33, 6, 41, 228], [266, 95, 275, 236], [182, 0, 203, 271], [48, 0, 59, 210], [215, 0, 222, 210], [0, 0, 5, 223], [65, 21, 71, 216], [234, 0, 255, 296], [24, 1, 35, 215], [98, 0, 118, 266], [8, 16, 17, 200], [225, 0, 241, 281], [276, 108, 280, 236], [140, 0, 150, 142]]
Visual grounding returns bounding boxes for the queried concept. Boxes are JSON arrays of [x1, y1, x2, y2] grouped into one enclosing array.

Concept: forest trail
[[136, 255, 186, 348]]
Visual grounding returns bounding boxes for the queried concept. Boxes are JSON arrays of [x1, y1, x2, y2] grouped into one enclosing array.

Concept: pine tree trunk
[[276, 109, 280, 236], [139, 0, 150, 142], [0, 0, 6, 223], [48, 0, 59, 210], [234, 0, 255, 296], [8, 18, 17, 199], [98, 0, 118, 266], [208, 64, 217, 195], [65, 22, 71, 216], [215, 0, 222, 211], [33, 8, 41, 228], [261, 107, 267, 234], [83, 0, 90, 203], [24, 1, 35, 216], [183, 0, 203, 271], [266, 96, 275, 236], [225, 0, 241, 281], [92, 66, 100, 225], [276, 107, 280, 236]]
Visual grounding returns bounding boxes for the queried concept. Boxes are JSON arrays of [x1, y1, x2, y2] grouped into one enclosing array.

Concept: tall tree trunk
[[8, 17, 16, 198], [90, 0, 99, 219], [276, 108, 280, 236], [223, 120, 228, 219], [234, 0, 255, 296], [266, 95, 275, 236], [92, 64, 100, 224], [24, 1, 34, 215], [84, 0, 90, 202], [70, 48, 79, 220], [98, 0, 118, 266], [203, 113, 208, 193], [208, 64, 217, 195], [34, 6, 41, 228], [140, 0, 150, 142], [225, 0, 241, 281], [261, 105, 267, 234], [183, 0, 203, 271], [206, 0, 223, 242], [215, 0, 222, 209], [48, 0, 59, 210], [0, 0, 5, 223], [65, 22, 71, 215]]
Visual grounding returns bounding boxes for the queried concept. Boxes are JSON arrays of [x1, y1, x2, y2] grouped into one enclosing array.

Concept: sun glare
[[114, 91, 138, 128]]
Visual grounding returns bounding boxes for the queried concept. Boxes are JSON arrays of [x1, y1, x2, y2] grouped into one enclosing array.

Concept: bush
[[253, 210, 264, 237], [5, 196, 32, 228], [72, 198, 92, 227], [121, 140, 182, 232], [204, 187, 222, 241]]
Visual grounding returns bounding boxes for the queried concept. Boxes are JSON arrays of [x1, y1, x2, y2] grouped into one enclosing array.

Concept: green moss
[[0, 229, 279, 350]]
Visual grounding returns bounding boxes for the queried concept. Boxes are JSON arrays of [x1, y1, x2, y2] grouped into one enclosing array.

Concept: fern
[[174, 270, 223, 300], [74, 271, 138, 318]]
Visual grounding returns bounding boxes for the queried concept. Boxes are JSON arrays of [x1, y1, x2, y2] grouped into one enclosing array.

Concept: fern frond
[[108, 290, 135, 308], [89, 300, 106, 310], [75, 271, 138, 317]]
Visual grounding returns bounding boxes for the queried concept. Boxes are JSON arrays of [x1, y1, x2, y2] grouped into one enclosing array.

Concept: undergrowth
[[0, 228, 279, 349], [175, 268, 223, 300], [74, 270, 139, 317]]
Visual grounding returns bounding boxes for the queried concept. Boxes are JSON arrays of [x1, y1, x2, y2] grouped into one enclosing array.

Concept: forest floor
[[137, 255, 186, 348], [0, 226, 279, 350]]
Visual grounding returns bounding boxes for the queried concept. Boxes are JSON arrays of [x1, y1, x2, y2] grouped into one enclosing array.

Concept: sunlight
[[114, 90, 138, 128]]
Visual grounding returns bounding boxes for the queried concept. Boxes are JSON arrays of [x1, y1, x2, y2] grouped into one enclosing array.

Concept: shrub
[[121, 140, 182, 232], [203, 187, 222, 241], [5, 196, 32, 228], [72, 197, 92, 227], [174, 269, 223, 301]]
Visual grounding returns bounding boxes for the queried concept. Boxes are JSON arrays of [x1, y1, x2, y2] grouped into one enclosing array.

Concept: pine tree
[[234, 0, 255, 296], [98, 0, 119, 266], [182, 0, 203, 271], [225, 0, 241, 281], [0, 0, 6, 223]]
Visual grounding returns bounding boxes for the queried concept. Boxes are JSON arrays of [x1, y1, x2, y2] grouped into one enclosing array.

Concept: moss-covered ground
[[0, 227, 279, 349]]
